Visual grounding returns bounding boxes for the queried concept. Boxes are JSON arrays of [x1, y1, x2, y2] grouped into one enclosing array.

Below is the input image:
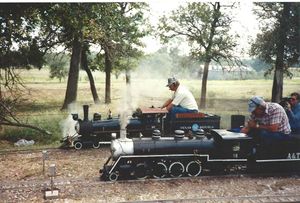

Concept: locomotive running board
[[109, 154, 248, 174], [99, 141, 111, 145], [256, 158, 300, 163]]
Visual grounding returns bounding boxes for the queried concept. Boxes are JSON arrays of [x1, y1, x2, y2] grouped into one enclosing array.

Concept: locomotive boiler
[[100, 129, 300, 181], [63, 105, 220, 149]]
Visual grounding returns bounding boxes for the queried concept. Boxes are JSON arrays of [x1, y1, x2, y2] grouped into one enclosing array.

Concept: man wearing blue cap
[[241, 96, 291, 143], [285, 92, 300, 134], [161, 77, 198, 119]]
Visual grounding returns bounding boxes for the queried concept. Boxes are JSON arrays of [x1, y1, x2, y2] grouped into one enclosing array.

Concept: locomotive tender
[[100, 129, 300, 181], [65, 105, 220, 149]]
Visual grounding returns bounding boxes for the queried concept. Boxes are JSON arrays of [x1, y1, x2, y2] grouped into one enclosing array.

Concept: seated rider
[[161, 77, 198, 119], [241, 96, 291, 144], [285, 92, 300, 134]]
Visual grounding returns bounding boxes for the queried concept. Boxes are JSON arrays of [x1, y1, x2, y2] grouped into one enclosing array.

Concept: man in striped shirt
[[241, 96, 291, 144]]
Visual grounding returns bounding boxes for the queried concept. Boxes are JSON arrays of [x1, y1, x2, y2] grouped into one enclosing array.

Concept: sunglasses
[[290, 98, 297, 101]]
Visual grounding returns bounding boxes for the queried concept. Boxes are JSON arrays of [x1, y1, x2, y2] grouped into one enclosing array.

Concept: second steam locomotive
[[63, 105, 220, 149]]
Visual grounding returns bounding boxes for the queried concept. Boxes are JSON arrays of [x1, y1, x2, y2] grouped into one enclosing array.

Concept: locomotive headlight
[[75, 122, 80, 133]]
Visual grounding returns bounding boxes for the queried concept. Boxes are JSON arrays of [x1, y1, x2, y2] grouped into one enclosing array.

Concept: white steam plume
[[118, 84, 134, 140], [60, 102, 82, 139]]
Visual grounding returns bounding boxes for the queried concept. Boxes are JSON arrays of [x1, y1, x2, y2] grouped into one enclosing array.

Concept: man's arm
[[161, 99, 173, 110], [241, 120, 279, 134], [256, 123, 279, 132], [287, 104, 300, 122]]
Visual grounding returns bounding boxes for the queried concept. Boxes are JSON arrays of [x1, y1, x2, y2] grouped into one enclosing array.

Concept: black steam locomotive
[[100, 129, 300, 181], [63, 105, 220, 149]]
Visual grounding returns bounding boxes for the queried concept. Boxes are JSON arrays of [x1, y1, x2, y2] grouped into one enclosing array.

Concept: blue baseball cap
[[248, 96, 265, 112]]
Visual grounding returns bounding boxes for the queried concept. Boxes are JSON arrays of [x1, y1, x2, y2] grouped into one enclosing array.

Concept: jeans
[[168, 105, 198, 120]]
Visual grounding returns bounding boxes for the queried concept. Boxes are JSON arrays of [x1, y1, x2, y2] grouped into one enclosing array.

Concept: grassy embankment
[[0, 68, 299, 149]]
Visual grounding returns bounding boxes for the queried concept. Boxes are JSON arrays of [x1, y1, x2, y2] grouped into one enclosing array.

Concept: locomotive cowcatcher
[[63, 105, 220, 149], [100, 128, 300, 181]]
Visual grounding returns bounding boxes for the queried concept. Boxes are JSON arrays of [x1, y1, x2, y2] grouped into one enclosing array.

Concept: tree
[[158, 2, 240, 108], [45, 53, 69, 82], [0, 4, 52, 134], [251, 3, 300, 102], [51, 4, 87, 110], [90, 3, 149, 103], [0, 4, 48, 70], [37, 3, 110, 109]]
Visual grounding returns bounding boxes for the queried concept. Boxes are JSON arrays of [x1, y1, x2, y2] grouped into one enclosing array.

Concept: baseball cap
[[248, 96, 265, 112], [166, 77, 178, 87]]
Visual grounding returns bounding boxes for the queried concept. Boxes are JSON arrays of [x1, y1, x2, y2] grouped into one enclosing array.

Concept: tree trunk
[[200, 61, 210, 109], [104, 48, 112, 104], [199, 2, 219, 109], [125, 69, 131, 84], [272, 67, 284, 102], [271, 3, 290, 102], [81, 48, 100, 104], [61, 36, 82, 110]]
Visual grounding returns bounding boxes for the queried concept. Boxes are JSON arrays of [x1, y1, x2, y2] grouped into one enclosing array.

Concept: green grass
[[1, 68, 299, 149], [2, 113, 65, 144]]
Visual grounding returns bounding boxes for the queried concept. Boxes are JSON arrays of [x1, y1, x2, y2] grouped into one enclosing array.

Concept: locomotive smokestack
[[83, 105, 89, 121]]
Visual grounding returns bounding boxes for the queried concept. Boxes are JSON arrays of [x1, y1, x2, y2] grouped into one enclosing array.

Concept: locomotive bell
[[93, 113, 101, 121]]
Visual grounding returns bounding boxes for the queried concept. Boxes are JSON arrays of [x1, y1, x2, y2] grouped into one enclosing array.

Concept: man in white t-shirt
[[161, 77, 198, 119]]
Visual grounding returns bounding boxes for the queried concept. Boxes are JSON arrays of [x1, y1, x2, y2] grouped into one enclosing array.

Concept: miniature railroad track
[[1, 174, 300, 202], [1, 173, 300, 202], [0, 147, 64, 155], [0, 146, 107, 155], [1, 172, 299, 190], [131, 194, 300, 202]]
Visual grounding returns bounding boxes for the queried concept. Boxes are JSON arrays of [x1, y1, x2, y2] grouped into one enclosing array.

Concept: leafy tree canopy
[[250, 2, 300, 77]]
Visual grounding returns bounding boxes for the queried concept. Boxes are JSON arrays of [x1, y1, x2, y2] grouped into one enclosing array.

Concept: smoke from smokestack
[[118, 84, 133, 140]]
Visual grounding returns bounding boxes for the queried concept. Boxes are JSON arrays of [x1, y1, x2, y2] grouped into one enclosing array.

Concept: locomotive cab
[[137, 107, 168, 136]]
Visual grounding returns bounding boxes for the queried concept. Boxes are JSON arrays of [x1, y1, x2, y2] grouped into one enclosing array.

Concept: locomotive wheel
[[186, 161, 202, 177], [92, 142, 100, 149], [74, 141, 83, 150], [153, 162, 168, 179], [169, 162, 185, 178], [134, 163, 148, 179], [108, 172, 119, 181]]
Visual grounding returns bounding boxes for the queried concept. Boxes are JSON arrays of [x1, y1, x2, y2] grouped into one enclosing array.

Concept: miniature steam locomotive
[[100, 129, 300, 181], [62, 105, 220, 149]]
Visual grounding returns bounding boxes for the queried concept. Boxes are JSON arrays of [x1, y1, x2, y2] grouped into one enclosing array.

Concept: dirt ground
[[1, 148, 300, 202]]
